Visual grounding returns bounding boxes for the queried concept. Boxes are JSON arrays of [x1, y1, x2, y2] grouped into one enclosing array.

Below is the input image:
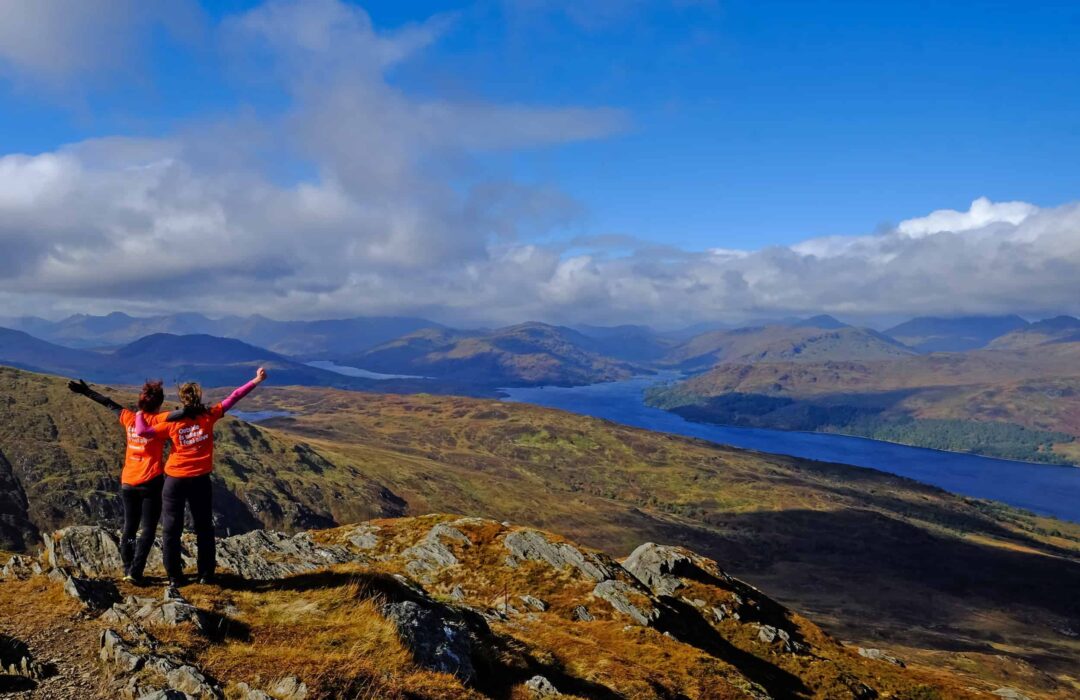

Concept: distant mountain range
[[0, 312, 442, 357]]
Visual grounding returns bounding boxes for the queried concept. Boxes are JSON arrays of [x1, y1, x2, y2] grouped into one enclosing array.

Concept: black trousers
[[120, 476, 163, 578], [161, 474, 215, 579]]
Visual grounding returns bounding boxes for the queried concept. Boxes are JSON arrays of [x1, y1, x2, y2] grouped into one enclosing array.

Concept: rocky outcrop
[[591, 579, 662, 627], [381, 599, 477, 681], [401, 523, 470, 578], [503, 529, 615, 582], [623, 542, 734, 596], [45, 526, 124, 578], [213, 530, 352, 580]]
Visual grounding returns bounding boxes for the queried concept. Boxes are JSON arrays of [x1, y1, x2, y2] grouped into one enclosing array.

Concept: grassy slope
[[236, 386, 1080, 696]]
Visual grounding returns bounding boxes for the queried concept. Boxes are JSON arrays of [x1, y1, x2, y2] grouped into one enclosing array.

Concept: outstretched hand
[[254, 367, 268, 384], [67, 379, 90, 395]]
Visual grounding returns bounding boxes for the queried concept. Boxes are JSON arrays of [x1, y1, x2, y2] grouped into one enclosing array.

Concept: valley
[[1, 365, 1078, 697]]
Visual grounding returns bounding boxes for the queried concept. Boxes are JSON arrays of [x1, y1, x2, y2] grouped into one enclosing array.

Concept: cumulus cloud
[[897, 196, 1038, 237], [0, 1, 1077, 329]]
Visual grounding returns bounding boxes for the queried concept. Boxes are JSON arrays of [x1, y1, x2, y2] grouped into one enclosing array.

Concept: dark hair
[[138, 380, 165, 413], [178, 381, 207, 415]]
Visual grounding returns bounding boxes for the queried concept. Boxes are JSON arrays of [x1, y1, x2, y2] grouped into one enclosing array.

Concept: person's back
[[135, 367, 267, 588]]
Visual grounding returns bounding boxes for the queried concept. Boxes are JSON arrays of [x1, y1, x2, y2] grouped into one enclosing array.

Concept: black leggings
[[161, 474, 215, 579], [120, 476, 163, 578]]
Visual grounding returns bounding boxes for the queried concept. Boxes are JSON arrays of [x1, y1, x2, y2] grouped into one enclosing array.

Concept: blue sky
[[0, 0, 1078, 325]]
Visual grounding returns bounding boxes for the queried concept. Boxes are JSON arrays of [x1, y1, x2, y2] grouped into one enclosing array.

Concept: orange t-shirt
[[148, 405, 225, 478], [118, 409, 167, 486]]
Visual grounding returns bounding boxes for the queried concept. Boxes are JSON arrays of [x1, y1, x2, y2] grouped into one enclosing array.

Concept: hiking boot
[[122, 573, 147, 586]]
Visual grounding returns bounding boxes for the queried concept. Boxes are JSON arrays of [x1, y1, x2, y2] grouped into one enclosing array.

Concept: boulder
[[51, 567, 120, 609], [622, 543, 731, 597], [380, 599, 476, 681], [503, 530, 614, 582], [524, 674, 561, 697], [45, 526, 124, 577], [571, 605, 594, 622], [0, 554, 42, 580], [519, 595, 548, 612]]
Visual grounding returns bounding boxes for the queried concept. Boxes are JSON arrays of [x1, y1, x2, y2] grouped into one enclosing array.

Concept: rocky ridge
[[0, 516, 986, 699]]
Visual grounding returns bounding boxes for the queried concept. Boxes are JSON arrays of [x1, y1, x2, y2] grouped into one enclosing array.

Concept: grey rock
[[100, 630, 143, 673], [233, 682, 274, 700], [165, 664, 220, 699], [572, 605, 594, 622], [55, 568, 119, 609], [381, 600, 475, 681], [214, 530, 352, 580], [345, 524, 381, 550], [449, 585, 466, 601], [992, 689, 1032, 700], [756, 624, 804, 654], [402, 524, 470, 578], [524, 674, 561, 697], [519, 595, 549, 612], [503, 530, 614, 582], [269, 676, 309, 700], [1, 554, 42, 580], [857, 647, 906, 667], [592, 580, 661, 626], [623, 542, 732, 597], [45, 526, 125, 577]]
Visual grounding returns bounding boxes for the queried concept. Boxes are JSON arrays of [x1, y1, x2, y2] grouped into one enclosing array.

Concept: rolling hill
[[989, 315, 1080, 349], [347, 322, 646, 386], [1, 364, 1078, 697]]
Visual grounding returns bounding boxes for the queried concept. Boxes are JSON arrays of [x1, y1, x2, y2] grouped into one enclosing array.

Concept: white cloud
[[0, 1, 1077, 329], [897, 196, 1037, 237]]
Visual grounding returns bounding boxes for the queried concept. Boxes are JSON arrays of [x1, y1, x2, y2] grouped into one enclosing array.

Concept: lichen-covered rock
[[345, 524, 381, 550], [214, 530, 352, 580], [524, 674, 561, 697], [45, 526, 125, 577], [380, 599, 476, 681], [402, 523, 470, 578], [503, 529, 614, 582], [592, 579, 662, 626], [0, 554, 42, 580]]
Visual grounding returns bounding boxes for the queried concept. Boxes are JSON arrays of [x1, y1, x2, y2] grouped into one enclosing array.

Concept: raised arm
[[67, 379, 122, 415], [220, 367, 267, 413]]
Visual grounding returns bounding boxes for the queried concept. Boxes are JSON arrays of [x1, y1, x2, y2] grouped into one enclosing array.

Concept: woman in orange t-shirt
[[68, 378, 168, 584], [134, 367, 267, 587]]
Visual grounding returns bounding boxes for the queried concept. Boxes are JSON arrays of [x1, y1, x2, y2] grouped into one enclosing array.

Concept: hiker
[[67, 378, 168, 585], [134, 367, 268, 588]]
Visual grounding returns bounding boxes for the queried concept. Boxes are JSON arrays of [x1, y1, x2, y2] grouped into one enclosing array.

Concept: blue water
[[501, 375, 1080, 523], [306, 360, 428, 380]]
